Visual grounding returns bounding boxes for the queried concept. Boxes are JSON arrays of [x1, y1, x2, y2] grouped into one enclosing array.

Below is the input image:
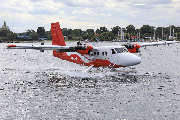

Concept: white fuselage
[[66, 46, 141, 67]]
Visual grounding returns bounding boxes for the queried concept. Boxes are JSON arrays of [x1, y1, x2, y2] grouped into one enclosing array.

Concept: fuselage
[[65, 46, 141, 68]]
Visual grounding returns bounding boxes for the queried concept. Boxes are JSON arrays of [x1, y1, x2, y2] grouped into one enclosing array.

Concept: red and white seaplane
[[7, 22, 179, 78]]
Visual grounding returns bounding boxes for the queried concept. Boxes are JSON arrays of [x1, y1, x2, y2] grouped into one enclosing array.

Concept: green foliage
[[62, 28, 68, 37], [177, 32, 180, 40], [1, 23, 180, 42], [86, 29, 94, 35], [72, 29, 82, 37], [95, 28, 101, 34], [111, 26, 120, 35], [37, 27, 45, 37], [82, 34, 88, 40], [0, 30, 9, 37], [100, 31, 114, 41], [7, 32, 17, 41], [126, 24, 135, 34], [67, 29, 72, 36], [140, 25, 152, 35], [30, 32, 39, 40], [26, 29, 35, 36], [45, 30, 52, 40], [100, 26, 107, 33]]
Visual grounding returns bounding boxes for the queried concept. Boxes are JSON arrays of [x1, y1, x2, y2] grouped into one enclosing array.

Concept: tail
[[51, 22, 66, 46], [51, 22, 66, 57]]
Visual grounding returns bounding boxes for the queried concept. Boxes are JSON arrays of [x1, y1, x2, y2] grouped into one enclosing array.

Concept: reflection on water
[[0, 42, 180, 119]]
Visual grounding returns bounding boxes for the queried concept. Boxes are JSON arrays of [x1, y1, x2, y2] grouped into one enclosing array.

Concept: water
[[0, 41, 180, 119]]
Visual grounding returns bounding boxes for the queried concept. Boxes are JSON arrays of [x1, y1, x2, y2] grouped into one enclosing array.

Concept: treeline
[[1, 24, 180, 42], [0, 27, 49, 42], [0, 30, 17, 41], [60, 24, 180, 41]]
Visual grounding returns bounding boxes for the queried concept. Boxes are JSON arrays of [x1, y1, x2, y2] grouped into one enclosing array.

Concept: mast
[[173, 28, 174, 39], [162, 27, 163, 39], [170, 24, 171, 39]]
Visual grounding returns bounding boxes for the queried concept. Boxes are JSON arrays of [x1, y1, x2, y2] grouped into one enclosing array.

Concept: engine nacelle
[[76, 45, 93, 55], [122, 43, 141, 53]]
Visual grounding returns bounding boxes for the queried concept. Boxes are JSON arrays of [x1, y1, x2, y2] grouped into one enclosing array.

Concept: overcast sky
[[1, 0, 180, 33]]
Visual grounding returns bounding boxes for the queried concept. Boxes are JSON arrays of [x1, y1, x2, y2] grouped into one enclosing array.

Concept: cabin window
[[97, 52, 99, 56], [111, 49, 116, 54], [94, 52, 96, 56], [102, 52, 104, 56], [114, 47, 129, 53], [115, 48, 122, 53], [105, 52, 107, 56]]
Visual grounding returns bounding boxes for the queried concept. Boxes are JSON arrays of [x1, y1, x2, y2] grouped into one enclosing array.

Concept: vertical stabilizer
[[51, 22, 66, 57], [51, 22, 86, 65], [51, 22, 66, 46]]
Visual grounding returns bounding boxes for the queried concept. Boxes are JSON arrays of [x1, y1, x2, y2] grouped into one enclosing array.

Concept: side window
[[111, 49, 116, 54], [97, 52, 99, 56], [94, 52, 96, 56], [105, 52, 107, 56], [102, 52, 104, 56]]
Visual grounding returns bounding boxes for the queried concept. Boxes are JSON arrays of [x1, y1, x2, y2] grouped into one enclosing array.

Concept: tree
[[82, 34, 88, 40], [0, 30, 9, 37], [155, 27, 163, 39], [140, 25, 152, 36], [177, 32, 180, 40], [30, 32, 39, 40], [26, 29, 35, 36], [126, 24, 135, 34], [72, 29, 82, 37], [101, 31, 114, 41], [67, 29, 72, 36], [62, 28, 68, 36], [45, 30, 52, 40], [7, 32, 17, 41], [111, 26, 120, 35], [37, 27, 45, 37], [86, 29, 94, 35], [100, 26, 107, 33], [95, 28, 101, 34]]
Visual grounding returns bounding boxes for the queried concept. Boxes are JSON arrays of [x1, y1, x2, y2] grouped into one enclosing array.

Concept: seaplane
[[6, 22, 179, 78]]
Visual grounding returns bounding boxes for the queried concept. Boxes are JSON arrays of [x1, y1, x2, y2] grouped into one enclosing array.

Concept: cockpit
[[111, 47, 129, 54]]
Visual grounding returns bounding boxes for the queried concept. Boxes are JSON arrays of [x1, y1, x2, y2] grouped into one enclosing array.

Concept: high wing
[[122, 41, 179, 53], [6, 43, 93, 53], [140, 41, 179, 47], [6, 44, 70, 50]]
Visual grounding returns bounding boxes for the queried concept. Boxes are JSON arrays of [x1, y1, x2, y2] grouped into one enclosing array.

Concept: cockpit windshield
[[114, 47, 129, 53]]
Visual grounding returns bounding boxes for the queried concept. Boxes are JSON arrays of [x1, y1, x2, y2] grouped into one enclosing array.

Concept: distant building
[[0, 20, 10, 31], [16, 36, 32, 41]]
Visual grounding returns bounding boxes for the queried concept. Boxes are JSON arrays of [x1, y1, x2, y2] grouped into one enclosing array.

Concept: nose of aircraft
[[118, 53, 141, 66]]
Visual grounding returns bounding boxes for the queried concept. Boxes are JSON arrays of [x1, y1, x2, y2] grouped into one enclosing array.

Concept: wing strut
[[83, 65, 94, 72]]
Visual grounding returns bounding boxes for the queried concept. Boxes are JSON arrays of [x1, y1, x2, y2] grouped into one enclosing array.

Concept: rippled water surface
[[0, 41, 180, 119]]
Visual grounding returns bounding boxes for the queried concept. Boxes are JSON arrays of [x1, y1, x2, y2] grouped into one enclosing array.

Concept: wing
[[6, 43, 93, 53], [140, 41, 179, 47], [122, 41, 179, 53], [6, 44, 70, 50], [6, 44, 72, 53]]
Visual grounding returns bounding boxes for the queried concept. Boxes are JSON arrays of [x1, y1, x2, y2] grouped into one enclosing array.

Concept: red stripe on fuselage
[[54, 51, 124, 68]]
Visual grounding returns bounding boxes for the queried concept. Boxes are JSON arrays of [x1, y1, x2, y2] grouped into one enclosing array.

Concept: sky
[[1, 0, 180, 33]]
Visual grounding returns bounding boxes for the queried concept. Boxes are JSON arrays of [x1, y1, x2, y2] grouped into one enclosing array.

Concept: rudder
[[51, 22, 66, 46]]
